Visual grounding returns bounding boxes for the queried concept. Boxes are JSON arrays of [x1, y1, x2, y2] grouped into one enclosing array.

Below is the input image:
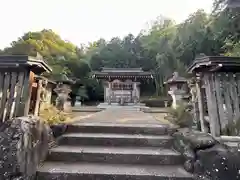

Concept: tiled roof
[[0, 55, 52, 74], [101, 68, 144, 73], [93, 68, 153, 79], [187, 56, 240, 73]]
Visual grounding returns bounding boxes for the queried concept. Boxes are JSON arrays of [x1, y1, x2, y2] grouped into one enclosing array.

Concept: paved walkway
[[73, 108, 169, 125]]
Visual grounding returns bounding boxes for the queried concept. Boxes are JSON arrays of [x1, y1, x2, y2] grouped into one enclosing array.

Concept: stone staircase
[[36, 123, 194, 180]]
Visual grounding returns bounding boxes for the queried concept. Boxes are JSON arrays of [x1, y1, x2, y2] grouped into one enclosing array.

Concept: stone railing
[[173, 128, 240, 180], [0, 116, 53, 180]]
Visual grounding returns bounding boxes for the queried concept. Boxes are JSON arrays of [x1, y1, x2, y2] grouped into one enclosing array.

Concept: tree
[[1, 0, 239, 99], [1, 29, 93, 102], [2, 29, 78, 75]]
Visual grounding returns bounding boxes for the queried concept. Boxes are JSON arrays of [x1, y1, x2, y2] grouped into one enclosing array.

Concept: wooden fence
[[0, 55, 52, 122], [202, 72, 240, 136], [0, 70, 33, 122], [188, 56, 240, 137]]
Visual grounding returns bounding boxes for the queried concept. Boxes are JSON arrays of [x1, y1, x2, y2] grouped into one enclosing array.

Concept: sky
[[0, 0, 214, 49]]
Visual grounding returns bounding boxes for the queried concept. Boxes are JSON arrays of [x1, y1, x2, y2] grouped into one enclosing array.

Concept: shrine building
[[93, 68, 153, 106]]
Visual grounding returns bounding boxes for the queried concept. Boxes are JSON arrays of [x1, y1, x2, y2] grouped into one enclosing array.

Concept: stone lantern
[[164, 72, 188, 109], [54, 74, 74, 112]]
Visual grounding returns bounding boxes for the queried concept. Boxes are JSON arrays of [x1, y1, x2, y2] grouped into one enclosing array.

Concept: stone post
[[132, 82, 140, 104], [107, 82, 112, 105]]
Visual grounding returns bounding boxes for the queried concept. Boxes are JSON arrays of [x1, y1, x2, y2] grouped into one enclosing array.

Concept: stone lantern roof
[[34, 75, 56, 85], [164, 72, 187, 85], [55, 73, 75, 85]]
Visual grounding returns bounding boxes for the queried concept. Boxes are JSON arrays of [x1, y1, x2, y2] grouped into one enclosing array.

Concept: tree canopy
[[1, 1, 239, 100]]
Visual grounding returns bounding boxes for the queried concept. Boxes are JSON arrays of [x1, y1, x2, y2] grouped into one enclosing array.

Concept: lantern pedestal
[[54, 74, 74, 112], [54, 83, 72, 112], [165, 72, 188, 109], [168, 89, 187, 109]]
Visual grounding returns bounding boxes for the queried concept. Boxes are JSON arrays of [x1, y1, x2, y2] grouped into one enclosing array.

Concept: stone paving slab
[[72, 106, 103, 112], [50, 145, 179, 155], [73, 109, 165, 124]]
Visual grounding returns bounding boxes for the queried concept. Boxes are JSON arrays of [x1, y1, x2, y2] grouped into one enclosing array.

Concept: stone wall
[[173, 128, 240, 180], [0, 116, 53, 180]]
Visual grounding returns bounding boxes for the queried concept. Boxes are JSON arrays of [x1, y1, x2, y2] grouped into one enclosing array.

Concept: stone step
[[36, 162, 194, 180], [58, 133, 173, 148], [67, 123, 176, 135], [48, 146, 183, 165], [224, 142, 239, 150]]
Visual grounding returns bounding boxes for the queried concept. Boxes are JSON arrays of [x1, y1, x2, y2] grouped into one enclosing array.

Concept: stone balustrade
[[173, 128, 240, 180], [0, 116, 53, 180]]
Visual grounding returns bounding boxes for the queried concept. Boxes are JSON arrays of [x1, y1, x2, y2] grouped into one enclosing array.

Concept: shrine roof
[[93, 67, 153, 79], [0, 55, 52, 74], [101, 68, 144, 73], [187, 56, 240, 73]]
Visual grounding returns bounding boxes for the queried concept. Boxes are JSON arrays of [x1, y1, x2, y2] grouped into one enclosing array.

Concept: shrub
[[167, 103, 193, 128], [140, 97, 172, 107], [39, 105, 71, 125]]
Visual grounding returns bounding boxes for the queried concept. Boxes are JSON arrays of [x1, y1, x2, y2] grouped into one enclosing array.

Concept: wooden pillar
[[0, 72, 11, 121], [5, 72, 18, 120], [204, 73, 221, 137], [23, 71, 35, 116], [196, 76, 207, 132], [34, 79, 42, 116], [214, 73, 228, 131], [189, 80, 198, 127], [230, 73, 240, 117], [14, 72, 26, 117]]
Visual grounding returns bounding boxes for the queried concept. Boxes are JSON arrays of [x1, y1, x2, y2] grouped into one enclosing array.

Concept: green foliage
[[140, 97, 171, 107], [39, 105, 71, 125], [2, 29, 87, 76], [1, 1, 240, 100], [1, 29, 91, 101], [168, 104, 193, 128], [77, 86, 88, 100], [85, 8, 227, 96]]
